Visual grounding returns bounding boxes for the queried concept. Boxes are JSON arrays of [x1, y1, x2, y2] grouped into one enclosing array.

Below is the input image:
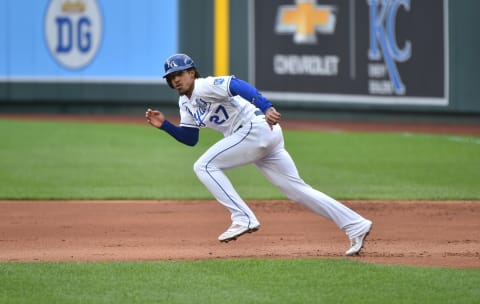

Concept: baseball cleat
[[345, 220, 373, 256], [218, 223, 260, 242]]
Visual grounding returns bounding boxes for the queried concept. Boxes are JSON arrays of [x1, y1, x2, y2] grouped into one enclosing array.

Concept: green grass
[[1, 118, 479, 200], [1, 259, 479, 304], [1, 118, 479, 304]]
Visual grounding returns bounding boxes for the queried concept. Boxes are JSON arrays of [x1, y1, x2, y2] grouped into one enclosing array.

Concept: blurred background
[[0, 0, 479, 123]]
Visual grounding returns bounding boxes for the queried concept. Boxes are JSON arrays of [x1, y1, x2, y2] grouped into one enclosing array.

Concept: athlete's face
[[168, 69, 195, 98]]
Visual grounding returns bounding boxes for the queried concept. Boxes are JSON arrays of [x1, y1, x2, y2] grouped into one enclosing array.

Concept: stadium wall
[[0, 0, 479, 121]]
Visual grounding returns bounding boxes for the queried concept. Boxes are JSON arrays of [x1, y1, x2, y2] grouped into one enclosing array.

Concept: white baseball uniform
[[177, 75, 371, 239]]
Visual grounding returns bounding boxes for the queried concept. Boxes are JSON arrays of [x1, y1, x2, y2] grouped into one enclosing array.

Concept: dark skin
[[168, 69, 196, 98], [146, 69, 281, 129]]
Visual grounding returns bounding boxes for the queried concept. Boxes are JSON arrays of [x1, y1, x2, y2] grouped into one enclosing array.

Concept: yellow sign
[[276, 0, 337, 44]]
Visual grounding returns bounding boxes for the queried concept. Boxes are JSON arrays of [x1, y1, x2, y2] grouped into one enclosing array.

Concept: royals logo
[[166, 59, 178, 69], [367, 0, 412, 95], [186, 98, 211, 127], [44, 0, 103, 69]]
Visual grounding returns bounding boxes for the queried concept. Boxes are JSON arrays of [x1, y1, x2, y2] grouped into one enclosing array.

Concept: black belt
[[234, 110, 264, 132]]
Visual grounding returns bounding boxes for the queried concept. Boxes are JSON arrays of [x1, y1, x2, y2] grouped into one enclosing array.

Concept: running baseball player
[[146, 54, 372, 256]]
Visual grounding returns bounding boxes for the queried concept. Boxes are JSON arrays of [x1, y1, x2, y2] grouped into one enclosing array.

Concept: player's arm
[[159, 120, 199, 146], [145, 108, 199, 146], [229, 78, 281, 127], [229, 77, 272, 112]]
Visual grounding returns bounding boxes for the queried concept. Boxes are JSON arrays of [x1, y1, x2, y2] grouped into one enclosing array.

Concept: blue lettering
[[193, 105, 207, 126], [387, 0, 411, 61], [77, 17, 92, 53], [367, 0, 411, 95], [209, 105, 229, 125], [55, 17, 72, 53]]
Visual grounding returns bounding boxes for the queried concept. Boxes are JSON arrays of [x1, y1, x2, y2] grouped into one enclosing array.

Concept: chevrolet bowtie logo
[[275, 0, 337, 44]]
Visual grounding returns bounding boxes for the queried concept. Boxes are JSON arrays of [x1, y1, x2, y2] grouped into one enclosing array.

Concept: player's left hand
[[265, 107, 281, 129]]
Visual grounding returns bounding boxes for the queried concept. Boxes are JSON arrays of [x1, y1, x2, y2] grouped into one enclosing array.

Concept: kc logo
[[275, 0, 337, 44], [367, 0, 411, 95], [44, 0, 103, 69], [167, 60, 178, 69]]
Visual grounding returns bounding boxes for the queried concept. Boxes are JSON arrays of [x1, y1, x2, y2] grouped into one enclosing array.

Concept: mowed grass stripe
[[0, 118, 479, 200]]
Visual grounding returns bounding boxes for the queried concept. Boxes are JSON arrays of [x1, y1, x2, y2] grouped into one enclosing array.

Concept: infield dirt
[[0, 200, 479, 268]]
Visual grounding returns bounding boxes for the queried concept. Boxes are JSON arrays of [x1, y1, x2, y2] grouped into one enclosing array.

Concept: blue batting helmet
[[163, 54, 196, 78]]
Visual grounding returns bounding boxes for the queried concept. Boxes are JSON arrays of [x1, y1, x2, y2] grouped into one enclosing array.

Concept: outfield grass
[[0, 118, 479, 200], [1, 259, 479, 304]]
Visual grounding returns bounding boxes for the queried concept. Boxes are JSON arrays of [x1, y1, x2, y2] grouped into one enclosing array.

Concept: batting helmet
[[163, 54, 196, 78]]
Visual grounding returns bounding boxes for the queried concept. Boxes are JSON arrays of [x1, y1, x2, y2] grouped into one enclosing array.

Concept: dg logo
[[44, 0, 103, 70]]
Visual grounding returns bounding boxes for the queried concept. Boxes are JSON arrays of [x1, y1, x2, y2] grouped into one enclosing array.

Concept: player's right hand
[[145, 108, 165, 128]]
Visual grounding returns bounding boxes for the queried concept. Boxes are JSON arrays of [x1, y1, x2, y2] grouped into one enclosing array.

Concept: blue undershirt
[[159, 77, 272, 146], [159, 120, 199, 146], [229, 77, 272, 113]]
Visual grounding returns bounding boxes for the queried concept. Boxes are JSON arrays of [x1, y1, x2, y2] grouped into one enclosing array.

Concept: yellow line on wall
[[214, 0, 229, 76]]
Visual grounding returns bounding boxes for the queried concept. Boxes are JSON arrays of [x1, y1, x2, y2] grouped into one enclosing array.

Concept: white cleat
[[345, 220, 373, 256], [218, 223, 260, 243]]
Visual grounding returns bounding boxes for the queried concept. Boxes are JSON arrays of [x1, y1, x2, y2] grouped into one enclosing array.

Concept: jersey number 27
[[209, 105, 229, 125]]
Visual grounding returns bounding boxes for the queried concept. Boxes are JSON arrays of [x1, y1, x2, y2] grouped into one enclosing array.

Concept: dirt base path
[[1, 200, 479, 268]]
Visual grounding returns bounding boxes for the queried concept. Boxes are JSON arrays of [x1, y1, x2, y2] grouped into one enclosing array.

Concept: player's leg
[[193, 122, 265, 232], [255, 139, 371, 241]]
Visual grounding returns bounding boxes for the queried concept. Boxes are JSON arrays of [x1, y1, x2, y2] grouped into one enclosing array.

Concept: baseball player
[[146, 54, 372, 256]]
